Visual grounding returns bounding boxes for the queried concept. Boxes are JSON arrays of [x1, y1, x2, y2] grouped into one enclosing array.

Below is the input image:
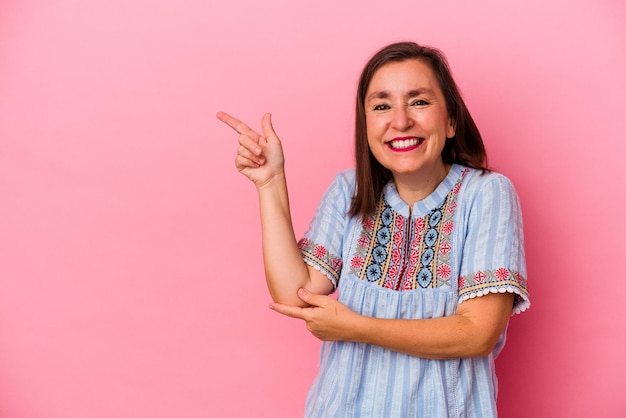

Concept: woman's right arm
[[216, 112, 334, 306]]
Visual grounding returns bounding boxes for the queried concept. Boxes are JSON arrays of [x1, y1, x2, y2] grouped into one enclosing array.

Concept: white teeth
[[389, 138, 420, 149]]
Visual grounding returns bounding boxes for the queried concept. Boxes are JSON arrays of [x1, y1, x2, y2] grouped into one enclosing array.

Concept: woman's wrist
[[255, 171, 287, 193]]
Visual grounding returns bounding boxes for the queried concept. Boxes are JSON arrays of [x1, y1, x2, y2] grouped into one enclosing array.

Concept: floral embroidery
[[460, 268, 529, 307], [417, 268, 433, 288], [423, 229, 438, 247], [362, 217, 375, 230], [421, 248, 434, 265], [437, 264, 451, 279], [349, 198, 395, 285], [366, 264, 382, 281], [474, 271, 486, 283], [393, 231, 403, 247], [299, 238, 342, 284], [414, 218, 425, 233], [331, 258, 342, 271], [391, 248, 402, 264], [495, 267, 510, 280], [381, 208, 393, 225], [402, 276, 413, 290], [377, 228, 391, 245], [314, 245, 327, 258], [388, 265, 398, 279], [350, 256, 364, 269], [349, 169, 469, 290], [372, 246, 387, 264]]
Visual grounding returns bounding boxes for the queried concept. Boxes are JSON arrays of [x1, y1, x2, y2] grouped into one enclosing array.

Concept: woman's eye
[[372, 104, 390, 111], [411, 100, 429, 106]]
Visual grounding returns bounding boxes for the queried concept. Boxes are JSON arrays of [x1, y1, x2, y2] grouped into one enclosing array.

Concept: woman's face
[[365, 59, 455, 182]]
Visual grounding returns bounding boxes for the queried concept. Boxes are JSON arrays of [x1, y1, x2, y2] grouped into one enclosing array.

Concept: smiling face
[[365, 59, 456, 184]]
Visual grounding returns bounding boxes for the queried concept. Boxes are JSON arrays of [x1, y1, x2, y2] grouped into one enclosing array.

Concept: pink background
[[1, 0, 625, 417]]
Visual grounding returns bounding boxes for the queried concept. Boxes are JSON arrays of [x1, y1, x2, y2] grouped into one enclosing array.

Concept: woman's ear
[[447, 119, 456, 139]]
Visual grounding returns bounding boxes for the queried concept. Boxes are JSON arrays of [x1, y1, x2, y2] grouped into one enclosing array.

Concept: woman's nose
[[390, 106, 414, 131]]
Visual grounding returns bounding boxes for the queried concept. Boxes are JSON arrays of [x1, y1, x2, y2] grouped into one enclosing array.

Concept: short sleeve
[[298, 171, 354, 288], [458, 174, 530, 315]]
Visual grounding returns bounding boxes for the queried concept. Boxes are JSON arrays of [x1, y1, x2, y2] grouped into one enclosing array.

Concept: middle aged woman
[[217, 41, 530, 417]]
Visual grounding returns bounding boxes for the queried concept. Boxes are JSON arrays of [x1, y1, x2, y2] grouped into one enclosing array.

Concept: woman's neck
[[393, 163, 451, 207]]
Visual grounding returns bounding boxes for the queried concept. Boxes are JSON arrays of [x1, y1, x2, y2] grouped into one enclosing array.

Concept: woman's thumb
[[261, 113, 277, 139]]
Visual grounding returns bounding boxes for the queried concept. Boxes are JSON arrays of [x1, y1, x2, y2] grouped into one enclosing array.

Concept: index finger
[[216, 111, 262, 141], [269, 302, 309, 320]]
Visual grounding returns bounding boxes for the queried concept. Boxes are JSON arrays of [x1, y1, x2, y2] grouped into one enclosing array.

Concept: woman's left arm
[[270, 288, 514, 360]]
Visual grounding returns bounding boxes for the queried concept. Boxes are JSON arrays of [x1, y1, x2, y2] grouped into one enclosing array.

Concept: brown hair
[[349, 41, 489, 217]]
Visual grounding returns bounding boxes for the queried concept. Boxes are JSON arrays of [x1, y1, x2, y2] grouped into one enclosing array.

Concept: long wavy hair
[[349, 42, 489, 217]]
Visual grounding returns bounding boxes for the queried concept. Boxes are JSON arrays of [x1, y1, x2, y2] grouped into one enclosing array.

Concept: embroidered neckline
[[349, 168, 469, 290]]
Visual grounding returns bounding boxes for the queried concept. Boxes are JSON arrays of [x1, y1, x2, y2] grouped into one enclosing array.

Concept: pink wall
[[1, 0, 624, 416]]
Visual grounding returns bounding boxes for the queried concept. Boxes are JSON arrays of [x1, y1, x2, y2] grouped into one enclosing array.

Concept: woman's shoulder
[[456, 166, 520, 208], [460, 166, 517, 194], [327, 168, 357, 193], [316, 168, 357, 208], [335, 167, 356, 183]]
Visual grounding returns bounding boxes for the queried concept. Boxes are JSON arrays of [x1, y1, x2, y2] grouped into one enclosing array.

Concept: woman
[[217, 42, 529, 417]]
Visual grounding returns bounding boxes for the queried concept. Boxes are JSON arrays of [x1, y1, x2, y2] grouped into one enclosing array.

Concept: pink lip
[[386, 136, 423, 152]]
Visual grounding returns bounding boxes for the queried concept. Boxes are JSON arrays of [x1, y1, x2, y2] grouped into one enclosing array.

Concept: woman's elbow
[[467, 329, 505, 357]]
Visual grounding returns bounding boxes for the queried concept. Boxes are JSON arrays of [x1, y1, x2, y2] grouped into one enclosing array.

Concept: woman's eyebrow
[[366, 88, 435, 102], [406, 88, 434, 98], [366, 91, 390, 101]]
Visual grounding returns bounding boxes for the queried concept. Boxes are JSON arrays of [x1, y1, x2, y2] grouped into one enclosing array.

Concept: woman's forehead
[[367, 59, 442, 96]]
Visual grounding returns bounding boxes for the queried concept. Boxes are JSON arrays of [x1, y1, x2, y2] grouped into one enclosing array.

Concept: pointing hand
[[216, 111, 285, 188]]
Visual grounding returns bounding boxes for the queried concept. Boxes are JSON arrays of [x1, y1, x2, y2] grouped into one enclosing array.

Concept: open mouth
[[387, 137, 424, 150]]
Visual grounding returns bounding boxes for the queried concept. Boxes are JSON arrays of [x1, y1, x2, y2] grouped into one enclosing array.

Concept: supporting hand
[[269, 288, 361, 341]]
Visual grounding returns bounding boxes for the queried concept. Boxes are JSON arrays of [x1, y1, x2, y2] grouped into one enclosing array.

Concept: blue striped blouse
[[298, 164, 530, 417]]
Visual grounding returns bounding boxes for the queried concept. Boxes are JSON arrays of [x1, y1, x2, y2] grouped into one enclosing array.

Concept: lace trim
[[303, 258, 338, 288], [458, 286, 530, 316], [298, 238, 342, 288]]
